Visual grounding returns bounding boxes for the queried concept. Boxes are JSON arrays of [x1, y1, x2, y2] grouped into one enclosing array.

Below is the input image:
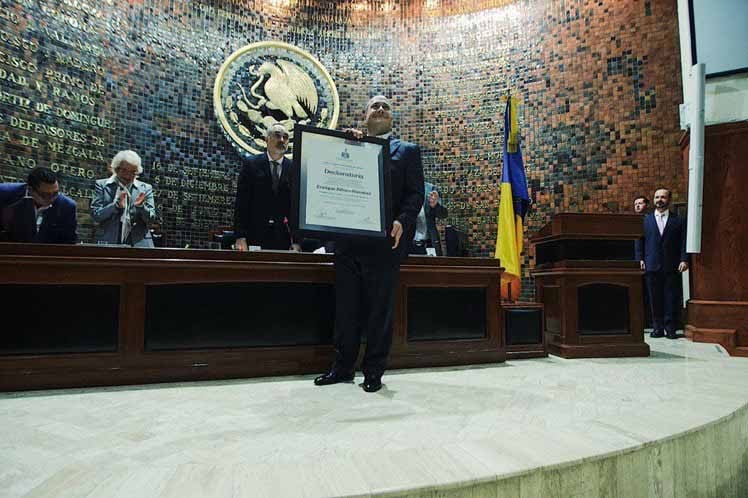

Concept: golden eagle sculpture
[[214, 41, 339, 157]]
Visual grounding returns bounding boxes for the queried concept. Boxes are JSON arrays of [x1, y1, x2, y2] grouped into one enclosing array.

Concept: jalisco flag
[[494, 95, 530, 299]]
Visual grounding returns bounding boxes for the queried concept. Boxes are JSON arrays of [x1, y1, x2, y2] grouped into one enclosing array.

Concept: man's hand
[[640, 260, 646, 271], [428, 190, 439, 208], [391, 220, 403, 249], [678, 261, 689, 272], [290, 243, 301, 252], [134, 192, 146, 207], [117, 191, 127, 209], [235, 237, 248, 252], [343, 128, 365, 140]]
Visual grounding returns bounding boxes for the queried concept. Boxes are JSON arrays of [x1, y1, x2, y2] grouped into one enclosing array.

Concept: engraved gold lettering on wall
[[0, 67, 27, 86], [0, 49, 37, 73], [41, 25, 104, 57], [0, 0, 118, 247], [39, 4, 109, 36], [0, 0, 596, 253], [48, 84, 98, 107], [49, 162, 96, 179], [0, 89, 31, 108], [54, 53, 105, 77], [0, 28, 39, 52], [47, 141, 105, 160], [9, 116, 87, 142], [34, 101, 113, 129]]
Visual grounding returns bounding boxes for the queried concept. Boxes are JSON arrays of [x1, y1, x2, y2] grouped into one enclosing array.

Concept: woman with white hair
[[91, 150, 157, 247]]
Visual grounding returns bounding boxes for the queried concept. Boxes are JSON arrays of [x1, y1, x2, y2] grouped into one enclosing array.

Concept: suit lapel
[[661, 213, 674, 239], [260, 155, 272, 177], [647, 214, 662, 241], [279, 157, 290, 183], [22, 196, 38, 238], [106, 181, 118, 202], [131, 181, 142, 198]]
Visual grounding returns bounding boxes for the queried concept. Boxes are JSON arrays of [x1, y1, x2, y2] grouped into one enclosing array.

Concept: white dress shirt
[[655, 209, 669, 236], [25, 187, 50, 230]]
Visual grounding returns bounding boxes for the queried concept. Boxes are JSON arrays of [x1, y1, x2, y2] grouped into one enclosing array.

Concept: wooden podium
[[531, 213, 649, 358]]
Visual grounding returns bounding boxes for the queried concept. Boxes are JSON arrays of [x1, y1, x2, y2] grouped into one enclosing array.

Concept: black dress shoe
[[314, 371, 354, 386], [650, 330, 665, 338], [362, 376, 382, 393], [666, 331, 678, 339]]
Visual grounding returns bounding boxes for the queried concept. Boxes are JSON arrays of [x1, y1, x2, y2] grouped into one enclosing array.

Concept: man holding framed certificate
[[302, 95, 424, 392]]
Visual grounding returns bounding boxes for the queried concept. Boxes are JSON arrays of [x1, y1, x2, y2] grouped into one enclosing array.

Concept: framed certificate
[[290, 125, 392, 240]]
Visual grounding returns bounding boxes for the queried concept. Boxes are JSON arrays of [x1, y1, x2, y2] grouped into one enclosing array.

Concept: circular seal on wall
[[213, 41, 340, 158]]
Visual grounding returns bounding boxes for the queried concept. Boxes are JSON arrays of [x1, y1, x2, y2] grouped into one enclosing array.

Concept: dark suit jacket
[[635, 211, 687, 273], [424, 181, 448, 256], [234, 153, 293, 248], [337, 137, 425, 259], [0, 182, 77, 244]]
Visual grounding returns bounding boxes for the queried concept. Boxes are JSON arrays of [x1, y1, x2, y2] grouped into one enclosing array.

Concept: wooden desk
[[0, 244, 504, 390]]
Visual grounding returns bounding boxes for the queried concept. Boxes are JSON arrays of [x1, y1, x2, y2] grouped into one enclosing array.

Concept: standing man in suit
[[314, 95, 424, 392], [0, 167, 77, 244], [635, 188, 688, 339], [410, 181, 448, 255], [633, 195, 650, 215], [633, 194, 652, 328], [91, 150, 157, 247], [234, 123, 299, 251]]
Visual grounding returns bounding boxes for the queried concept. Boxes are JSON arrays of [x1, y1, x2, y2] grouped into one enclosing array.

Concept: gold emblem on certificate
[[214, 41, 340, 157]]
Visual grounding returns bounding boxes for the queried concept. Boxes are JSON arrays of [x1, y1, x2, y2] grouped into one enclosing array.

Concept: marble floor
[[2, 336, 748, 498]]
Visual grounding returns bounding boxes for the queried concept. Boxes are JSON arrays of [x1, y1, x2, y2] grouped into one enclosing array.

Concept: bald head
[[366, 95, 390, 111], [364, 95, 393, 136]]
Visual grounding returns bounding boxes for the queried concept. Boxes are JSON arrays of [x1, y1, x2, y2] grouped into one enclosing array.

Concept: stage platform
[[2, 336, 748, 498]]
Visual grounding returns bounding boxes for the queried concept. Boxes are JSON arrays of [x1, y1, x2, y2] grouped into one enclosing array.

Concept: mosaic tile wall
[[0, 0, 684, 295]]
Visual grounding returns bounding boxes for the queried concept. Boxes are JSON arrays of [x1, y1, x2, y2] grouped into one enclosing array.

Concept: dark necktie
[[271, 161, 280, 193]]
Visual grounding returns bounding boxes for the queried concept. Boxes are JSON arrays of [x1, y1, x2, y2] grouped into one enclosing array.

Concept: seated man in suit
[[0, 167, 77, 244], [410, 181, 448, 255], [234, 123, 299, 251], [91, 150, 157, 247], [314, 95, 424, 393], [635, 188, 688, 339]]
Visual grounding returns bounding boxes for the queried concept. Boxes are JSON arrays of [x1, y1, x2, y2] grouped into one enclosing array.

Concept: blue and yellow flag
[[495, 96, 530, 300]]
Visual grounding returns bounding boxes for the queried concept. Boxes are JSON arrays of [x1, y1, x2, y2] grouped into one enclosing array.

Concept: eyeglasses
[[369, 102, 390, 111]]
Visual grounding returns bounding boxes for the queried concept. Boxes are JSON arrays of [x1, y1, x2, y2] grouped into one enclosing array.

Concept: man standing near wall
[[633, 194, 652, 328], [633, 195, 650, 215], [314, 95, 424, 392], [410, 181, 448, 256], [635, 188, 688, 339], [234, 123, 299, 251]]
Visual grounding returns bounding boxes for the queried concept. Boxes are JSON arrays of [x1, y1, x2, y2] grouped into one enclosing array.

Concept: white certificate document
[[299, 132, 385, 235]]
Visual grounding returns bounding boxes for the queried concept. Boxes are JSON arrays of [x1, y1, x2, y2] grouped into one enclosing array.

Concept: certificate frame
[[290, 124, 392, 241]]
